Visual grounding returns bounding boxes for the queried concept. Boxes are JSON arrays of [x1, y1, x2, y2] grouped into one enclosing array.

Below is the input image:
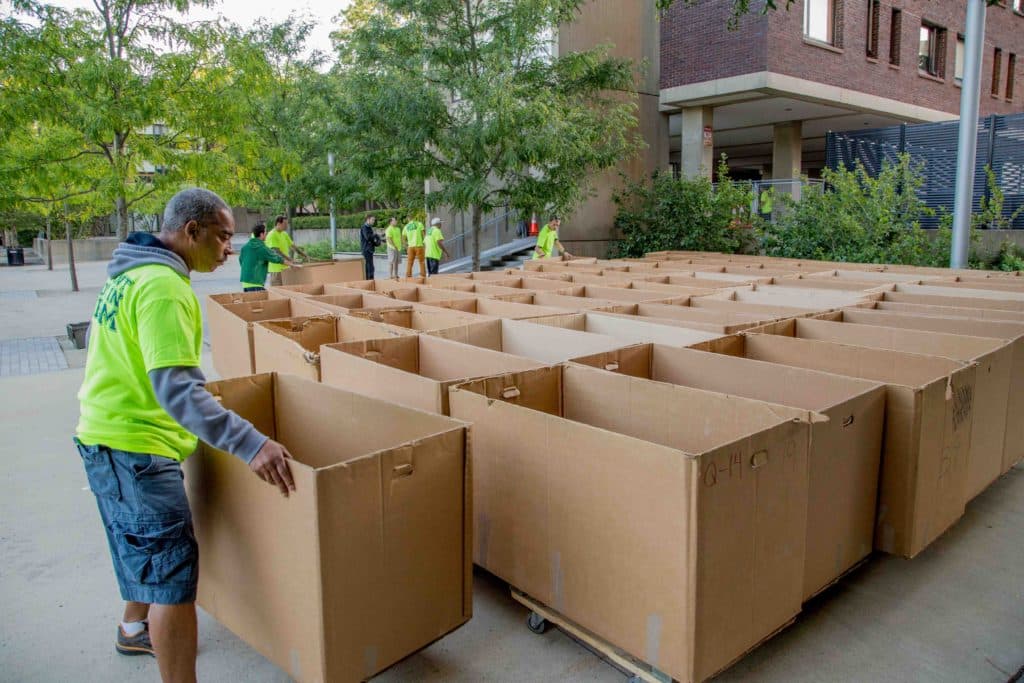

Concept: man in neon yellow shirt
[[264, 215, 307, 286], [385, 217, 403, 279], [404, 215, 426, 278], [76, 188, 295, 681], [424, 217, 451, 275], [533, 216, 571, 259]]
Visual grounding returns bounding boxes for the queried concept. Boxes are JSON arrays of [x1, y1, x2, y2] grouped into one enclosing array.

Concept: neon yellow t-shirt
[[385, 225, 403, 251], [76, 264, 203, 461], [404, 221, 425, 248], [265, 229, 292, 272], [533, 225, 558, 259], [425, 226, 444, 260]]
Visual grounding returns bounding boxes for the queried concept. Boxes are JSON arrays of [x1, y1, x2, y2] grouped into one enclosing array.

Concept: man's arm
[[555, 239, 571, 258], [440, 238, 451, 259], [149, 367, 295, 495], [259, 241, 286, 264]]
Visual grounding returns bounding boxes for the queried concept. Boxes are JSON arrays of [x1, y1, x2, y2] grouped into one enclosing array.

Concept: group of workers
[[74, 187, 577, 683], [367, 214, 451, 281]]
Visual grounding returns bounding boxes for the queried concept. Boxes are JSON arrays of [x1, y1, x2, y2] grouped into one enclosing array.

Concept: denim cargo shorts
[[76, 440, 198, 604]]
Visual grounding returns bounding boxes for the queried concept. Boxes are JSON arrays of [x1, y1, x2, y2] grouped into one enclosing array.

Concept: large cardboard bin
[[778, 316, 1011, 502], [321, 334, 544, 414], [207, 295, 332, 379], [449, 364, 811, 683], [571, 343, 886, 600], [697, 333, 975, 558], [527, 311, 725, 348], [428, 317, 633, 363], [252, 314, 414, 381], [186, 373, 472, 683], [278, 258, 364, 286]]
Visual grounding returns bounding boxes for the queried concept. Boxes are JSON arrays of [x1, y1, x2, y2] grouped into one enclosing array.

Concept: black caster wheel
[[526, 611, 549, 634]]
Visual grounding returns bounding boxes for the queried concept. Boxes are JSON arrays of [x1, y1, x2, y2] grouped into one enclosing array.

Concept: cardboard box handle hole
[[750, 450, 769, 469], [842, 415, 855, 428], [501, 387, 521, 399]]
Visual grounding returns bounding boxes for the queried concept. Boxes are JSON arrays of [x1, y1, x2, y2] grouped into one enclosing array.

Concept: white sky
[[44, 0, 352, 59]]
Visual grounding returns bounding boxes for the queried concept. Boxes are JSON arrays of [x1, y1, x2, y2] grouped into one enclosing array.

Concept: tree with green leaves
[[1, 0, 251, 238], [335, 0, 641, 270]]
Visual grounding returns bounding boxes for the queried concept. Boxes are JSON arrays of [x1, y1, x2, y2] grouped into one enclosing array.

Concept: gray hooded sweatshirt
[[106, 233, 266, 462]]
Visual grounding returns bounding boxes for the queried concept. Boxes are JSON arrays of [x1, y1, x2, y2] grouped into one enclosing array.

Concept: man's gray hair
[[162, 188, 229, 233]]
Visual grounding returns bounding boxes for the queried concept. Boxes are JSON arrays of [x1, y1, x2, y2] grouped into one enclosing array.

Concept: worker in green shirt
[[385, 217, 403, 279], [239, 223, 290, 291], [425, 217, 451, 275], [533, 217, 571, 259], [264, 215, 308, 286], [404, 215, 426, 278], [75, 188, 295, 681]]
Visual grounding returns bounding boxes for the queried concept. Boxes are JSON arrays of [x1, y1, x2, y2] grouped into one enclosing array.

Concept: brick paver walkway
[[0, 337, 69, 377]]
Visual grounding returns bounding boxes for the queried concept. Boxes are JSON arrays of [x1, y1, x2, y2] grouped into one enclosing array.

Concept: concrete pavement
[[0, 252, 1022, 682]]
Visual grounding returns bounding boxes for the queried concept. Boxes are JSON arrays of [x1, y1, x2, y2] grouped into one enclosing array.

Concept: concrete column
[[772, 121, 803, 200], [772, 121, 803, 179], [680, 106, 714, 179]]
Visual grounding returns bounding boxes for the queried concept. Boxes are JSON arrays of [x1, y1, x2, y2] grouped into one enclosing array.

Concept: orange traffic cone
[[528, 214, 539, 236]]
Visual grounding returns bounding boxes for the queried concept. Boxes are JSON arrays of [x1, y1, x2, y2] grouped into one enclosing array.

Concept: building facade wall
[[765, 0, 1022, 116], [661, 0, 1023, 116]]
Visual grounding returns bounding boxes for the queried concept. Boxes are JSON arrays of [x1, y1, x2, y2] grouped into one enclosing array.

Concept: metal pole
[[951, 0, 986, 268], [328, 152, 337, 253]]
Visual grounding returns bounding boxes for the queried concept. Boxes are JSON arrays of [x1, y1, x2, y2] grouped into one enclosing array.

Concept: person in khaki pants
[[403, 215, 426, 278]]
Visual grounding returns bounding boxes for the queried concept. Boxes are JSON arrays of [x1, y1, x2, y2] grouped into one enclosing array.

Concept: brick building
[[660, 0, 1023, 179]]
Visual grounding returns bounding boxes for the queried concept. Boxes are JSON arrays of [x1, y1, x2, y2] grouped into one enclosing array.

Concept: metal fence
[[826, 112, 1024, 229], [444, 208, 524, 260]]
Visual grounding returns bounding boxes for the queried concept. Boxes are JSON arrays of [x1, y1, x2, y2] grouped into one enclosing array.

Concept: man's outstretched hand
[[249, 440, 296, 496]]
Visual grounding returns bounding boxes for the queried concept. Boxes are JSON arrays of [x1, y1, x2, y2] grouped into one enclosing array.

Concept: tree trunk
[[64, 201, 79, 293], [471, 205, 482, 272], [115, 194, 128, 240], [45, 216, 53, 271]]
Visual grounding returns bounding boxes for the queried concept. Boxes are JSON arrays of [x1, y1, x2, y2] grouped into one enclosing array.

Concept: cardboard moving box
[[571, 344, 886, 600], [429, 317, 633, 363], [187, 373, 471, 683], [696, 333, 974, 558], [882, 289, 1024, 312], [527, 311, 724, 348], [483, 290, 638, 314], [252, 314, 413, 381], [776, 316, 1011, 502], [872, 300, 1024, 322], [321, 334, 544, 414], [278, 258, 364, 286], [449, 364, 812, 683], [834, 307, 1024, 477], [207, 296, 330, 379], [419, 297, 576, 319], [596, 303, 773, 334]]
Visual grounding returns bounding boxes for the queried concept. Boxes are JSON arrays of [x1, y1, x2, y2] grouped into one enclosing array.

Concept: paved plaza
[[0, 253, 1022, 683]]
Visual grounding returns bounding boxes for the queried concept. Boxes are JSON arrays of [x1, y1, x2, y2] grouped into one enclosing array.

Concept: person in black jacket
[[359, 215, 378, 280]]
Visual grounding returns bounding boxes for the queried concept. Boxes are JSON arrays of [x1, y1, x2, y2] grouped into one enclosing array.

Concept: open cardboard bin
[[207, 295, 332, 379], [252, 314, 414, 382], [694, 332, 975, 558], [526, 311, 725, 348], [277, 258, 364, 286], [775, 315, 1012, 502], [449, 363, 813, 683], [418, 296, 577, 320], [186, 373, 472, 683], [426, 317, 634, 363], [321, 334, 544, 414], [570, 343, 886, 600]]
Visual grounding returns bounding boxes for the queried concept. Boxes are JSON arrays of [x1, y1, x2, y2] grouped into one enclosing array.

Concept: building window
[[954, 35, 965, 84], [866, 0, 880, 58], [889, 9, 902, 65], [1008, 54, 1017, 101], [804, 0, 835, 45], [918, 23, 946, 78], [993, 48, 1003, 96]]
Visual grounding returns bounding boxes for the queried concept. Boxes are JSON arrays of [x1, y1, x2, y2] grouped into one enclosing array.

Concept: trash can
[[6, 247, 25, 266], [67, 322, 90, 349]]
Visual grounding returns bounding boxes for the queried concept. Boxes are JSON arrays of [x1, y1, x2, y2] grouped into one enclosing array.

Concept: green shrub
[[758, 155, 954, 267], [611, 159, 755, 258], [992, 241, 1024, 272], [302, 239, 385, 260]]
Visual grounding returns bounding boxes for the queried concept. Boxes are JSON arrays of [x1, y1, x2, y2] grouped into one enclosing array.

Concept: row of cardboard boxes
[[196, 259, 1024, 683]]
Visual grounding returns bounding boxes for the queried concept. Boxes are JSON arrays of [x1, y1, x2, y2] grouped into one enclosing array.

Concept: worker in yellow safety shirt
[[424, 217, 451, 275], [404, 215, 426, 277], [532, 217, 571, 259], [264, 215, 308, 286]]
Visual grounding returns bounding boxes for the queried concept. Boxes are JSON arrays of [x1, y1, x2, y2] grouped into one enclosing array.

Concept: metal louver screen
[[826, 113, 1024, 229]]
